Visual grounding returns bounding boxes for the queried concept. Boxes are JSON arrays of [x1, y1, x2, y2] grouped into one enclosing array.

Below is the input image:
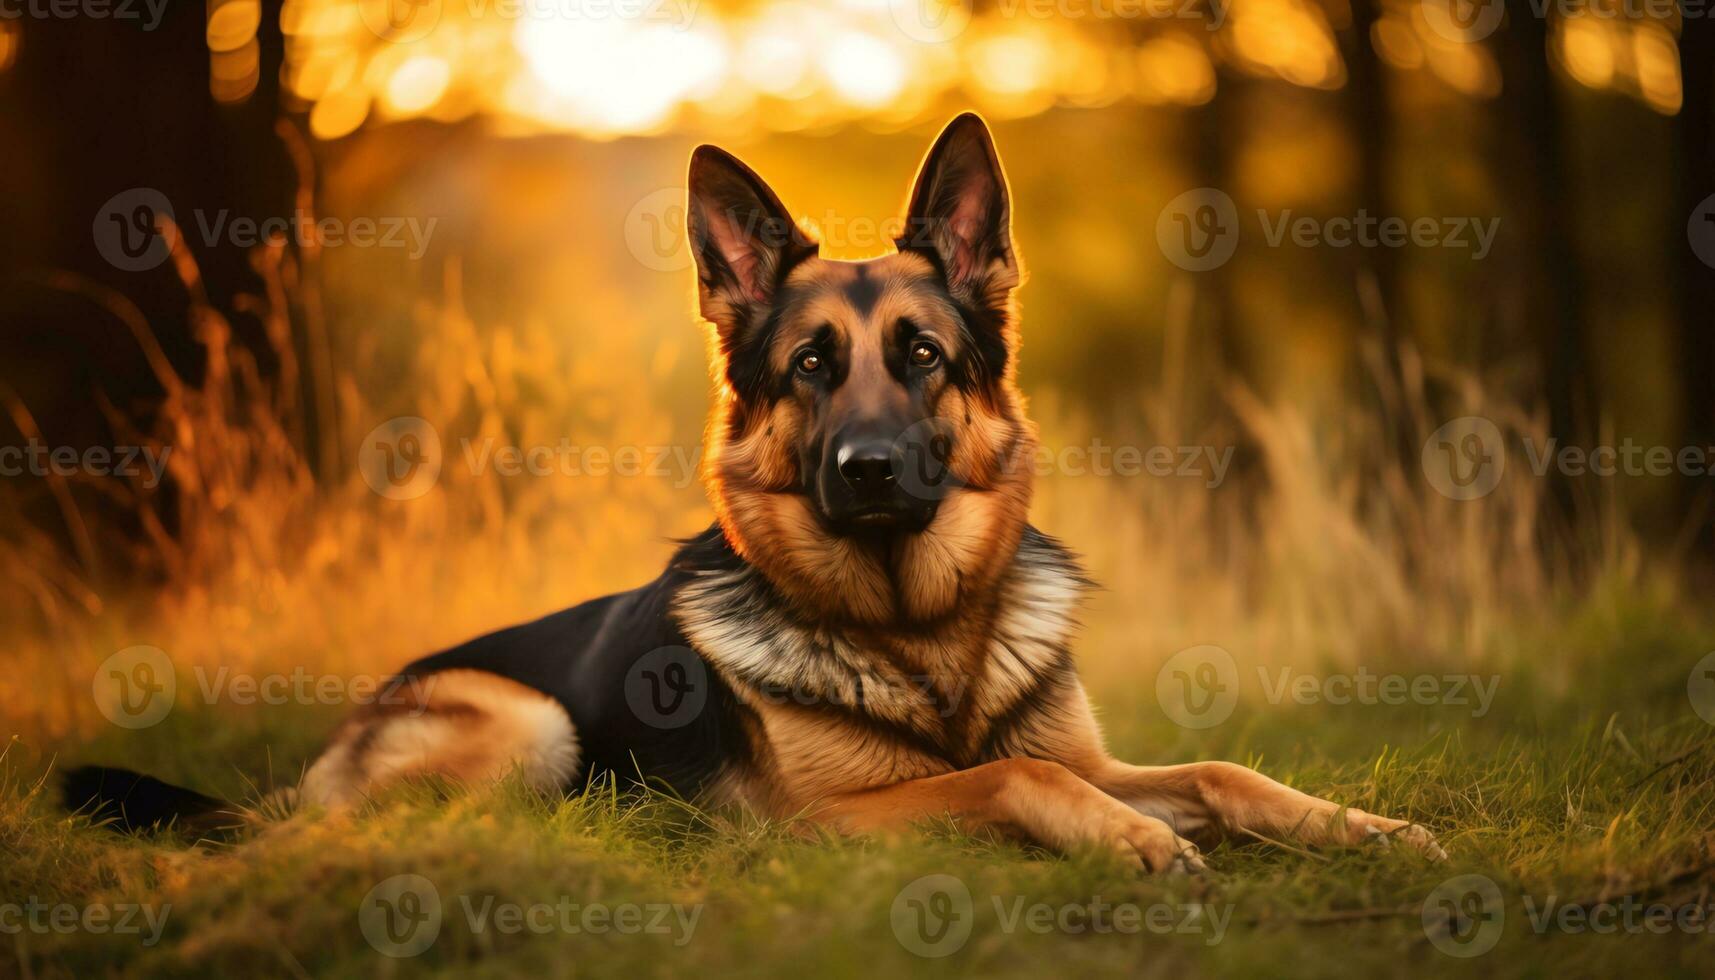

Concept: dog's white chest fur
[[672, 528, 1089, 761]]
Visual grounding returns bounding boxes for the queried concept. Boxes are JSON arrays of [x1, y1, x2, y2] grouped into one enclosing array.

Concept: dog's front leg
[[997, 678, 1444, 859], [1085, 760, 1446, 860], [813, 758, 1205, 874]]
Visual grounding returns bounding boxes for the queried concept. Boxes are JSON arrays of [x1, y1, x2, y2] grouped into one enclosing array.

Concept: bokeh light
[[254, 0, 1688, 141], [0, 22, 18, 74]]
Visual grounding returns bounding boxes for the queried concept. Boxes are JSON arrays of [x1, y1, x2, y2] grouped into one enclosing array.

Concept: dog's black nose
[[837, 440, 896, 491]]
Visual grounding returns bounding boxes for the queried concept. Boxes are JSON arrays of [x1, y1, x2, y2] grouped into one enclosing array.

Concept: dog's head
[[689, 113, 1035, 624]]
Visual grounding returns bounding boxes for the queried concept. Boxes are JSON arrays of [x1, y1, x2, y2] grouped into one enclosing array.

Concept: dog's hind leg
[[300, 669, 580, 810]]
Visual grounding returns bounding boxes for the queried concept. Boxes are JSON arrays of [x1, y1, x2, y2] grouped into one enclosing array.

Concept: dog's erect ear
[[900, 113, 1017, 305], [687, 146, 816, 343]]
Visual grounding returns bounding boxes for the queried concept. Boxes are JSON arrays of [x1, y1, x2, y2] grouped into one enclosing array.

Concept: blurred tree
[[1677, 22, 1714, 557], [1497, 0, 1588, 529], [1337, 0, 1412, 468]]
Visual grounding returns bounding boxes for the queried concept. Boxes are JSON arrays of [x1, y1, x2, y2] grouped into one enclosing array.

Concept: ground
[[5, 586, 1713, 979]]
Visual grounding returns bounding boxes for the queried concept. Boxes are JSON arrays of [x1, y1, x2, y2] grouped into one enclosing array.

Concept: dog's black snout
[[819, 424, 939, 532], [836, 440, 896, 491]]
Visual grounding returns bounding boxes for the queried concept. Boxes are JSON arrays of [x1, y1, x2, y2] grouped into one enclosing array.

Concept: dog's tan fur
[[681, 115, 1442, 870], [299, 116, 1442, 872], [706, 251, 1033, 626], [301, 670, 578, 809]]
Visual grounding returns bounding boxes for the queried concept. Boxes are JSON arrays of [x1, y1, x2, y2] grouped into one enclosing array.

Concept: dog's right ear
[[687, 146, 816, 347]]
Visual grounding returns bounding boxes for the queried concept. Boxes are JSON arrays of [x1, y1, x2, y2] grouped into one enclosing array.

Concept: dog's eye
[[796, 350, 823, 375], [910, 342, 941, 368]]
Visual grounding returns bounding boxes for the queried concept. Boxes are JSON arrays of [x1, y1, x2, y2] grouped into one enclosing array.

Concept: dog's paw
[[1102, 812, 1208, 875], [1353, 812, 1447, 862]]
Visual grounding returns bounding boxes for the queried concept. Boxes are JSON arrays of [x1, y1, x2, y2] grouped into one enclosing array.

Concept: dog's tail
[[60, 765, 249, 836]]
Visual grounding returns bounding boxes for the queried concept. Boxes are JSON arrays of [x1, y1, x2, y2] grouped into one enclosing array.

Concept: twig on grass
[[1626, 743, 1708, 790]]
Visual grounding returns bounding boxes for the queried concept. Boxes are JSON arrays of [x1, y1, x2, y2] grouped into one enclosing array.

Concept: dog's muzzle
[[816, 420, 953, 533]]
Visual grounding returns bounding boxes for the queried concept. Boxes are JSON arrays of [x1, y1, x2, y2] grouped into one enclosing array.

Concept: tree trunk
[[1676, 23, 1715, 560]]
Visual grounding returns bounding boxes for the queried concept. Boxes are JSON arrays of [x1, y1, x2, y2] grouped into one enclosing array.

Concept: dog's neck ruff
[[669, 525, 1091, 760]]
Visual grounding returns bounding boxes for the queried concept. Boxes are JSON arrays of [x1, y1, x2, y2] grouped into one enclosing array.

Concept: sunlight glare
[[823, 30, 907, 109], [386, 55, 453, 116]]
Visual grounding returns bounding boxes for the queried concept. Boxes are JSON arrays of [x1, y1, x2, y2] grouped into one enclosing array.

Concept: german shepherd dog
[[67, 114, 1444, 871]]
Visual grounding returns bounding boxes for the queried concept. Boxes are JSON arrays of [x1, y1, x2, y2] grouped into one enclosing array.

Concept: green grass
[[5, 598, 1714, 979]]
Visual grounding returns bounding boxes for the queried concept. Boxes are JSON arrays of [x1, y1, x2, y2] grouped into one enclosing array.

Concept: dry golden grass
[[0, 193, 1675, 742], [2, 158, 1712, 978]]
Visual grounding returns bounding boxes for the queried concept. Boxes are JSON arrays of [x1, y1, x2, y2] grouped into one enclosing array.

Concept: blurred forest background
[[0, 0, 1710, 739]]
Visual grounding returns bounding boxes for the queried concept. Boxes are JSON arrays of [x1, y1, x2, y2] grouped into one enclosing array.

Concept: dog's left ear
[[900, 113, 1018, 306]]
